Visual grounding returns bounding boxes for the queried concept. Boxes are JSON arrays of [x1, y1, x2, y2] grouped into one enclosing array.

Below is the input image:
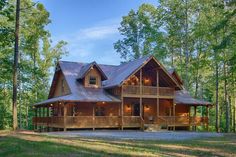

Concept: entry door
[[133, 103, 140, 116]]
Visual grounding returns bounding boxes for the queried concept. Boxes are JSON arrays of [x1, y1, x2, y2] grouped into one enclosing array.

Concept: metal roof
[[175, 90, 212, 105], [33, 55, 212, 106], [77, 61, 108, 80]]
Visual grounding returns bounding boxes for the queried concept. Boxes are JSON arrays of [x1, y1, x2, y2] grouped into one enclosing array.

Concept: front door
[[133, 103, 140, 116]]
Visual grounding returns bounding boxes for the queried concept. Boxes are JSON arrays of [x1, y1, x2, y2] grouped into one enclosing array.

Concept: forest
[[0, 0, 236, 133], [0, 0, 67, 130], [114, 0, 236, 133]]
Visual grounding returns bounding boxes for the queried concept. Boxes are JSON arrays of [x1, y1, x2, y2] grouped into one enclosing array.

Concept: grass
[[0, 130, 235, 157]]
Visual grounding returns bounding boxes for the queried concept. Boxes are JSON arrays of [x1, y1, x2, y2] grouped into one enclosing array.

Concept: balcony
[[122, 85, 174, 98]]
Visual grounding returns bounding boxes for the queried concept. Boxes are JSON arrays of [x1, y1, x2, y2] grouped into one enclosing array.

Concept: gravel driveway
[[45, 130, 223, 141]]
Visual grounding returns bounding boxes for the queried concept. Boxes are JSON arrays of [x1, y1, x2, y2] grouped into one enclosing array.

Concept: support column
[[35, 107, 38, 131], [47, 105, 50, 132], [206, 105, 209, 131], [139, 69, 143, 130], [63, 102, 67, 131], [39, 107, 41, 132], [156, 68, 159, 124], [194, 106, 197, 131], [121, 86, 124, 130], [173, 103, 176, 131], [93, 103, 95, 131]]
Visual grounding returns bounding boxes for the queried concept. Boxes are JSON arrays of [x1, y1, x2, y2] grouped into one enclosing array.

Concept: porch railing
[[157, 116, 208, 126], [123, 116, 141, 127], [122, 85, 174, 97], [33, 116, 208, 128]]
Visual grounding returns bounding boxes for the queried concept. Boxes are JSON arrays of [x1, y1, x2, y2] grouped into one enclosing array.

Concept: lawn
[[0, 130, 235, 157]]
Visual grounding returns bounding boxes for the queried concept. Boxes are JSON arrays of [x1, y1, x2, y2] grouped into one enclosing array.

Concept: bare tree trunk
[[234, 97, 236, 132], [215, 58, 219, 132], [184, 0, 189, 90], [223, 59, 230, 133], [12, 0, 20, 131]]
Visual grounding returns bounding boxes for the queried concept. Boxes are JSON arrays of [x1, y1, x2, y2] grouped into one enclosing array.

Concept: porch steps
[[144, 124, 167, 132]]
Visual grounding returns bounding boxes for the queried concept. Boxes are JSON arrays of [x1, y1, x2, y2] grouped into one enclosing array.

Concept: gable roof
[[102, 55, 182, 89], [168, 68, 183, 85], [34, 55, 212, 106], [102, 55, 151, 88], [77, 61, 107, 80]]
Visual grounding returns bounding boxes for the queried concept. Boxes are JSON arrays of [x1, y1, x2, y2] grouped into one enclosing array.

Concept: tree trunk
[[223, 59, 230, 133], [184, 0, 189, 90], [234, 97, 236, 132], [215, 58, 219, 132], [12, 0, 20, 131]]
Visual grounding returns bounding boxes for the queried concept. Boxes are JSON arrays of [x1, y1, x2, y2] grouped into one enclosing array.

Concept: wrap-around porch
[[33, 98, 210, 131]]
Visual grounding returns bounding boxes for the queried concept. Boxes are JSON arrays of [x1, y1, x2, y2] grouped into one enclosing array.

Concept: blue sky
[[38, 0, 157, 65]]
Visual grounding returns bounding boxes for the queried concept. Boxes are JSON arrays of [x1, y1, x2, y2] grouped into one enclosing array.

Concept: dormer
[[78, 61, 107, 88]]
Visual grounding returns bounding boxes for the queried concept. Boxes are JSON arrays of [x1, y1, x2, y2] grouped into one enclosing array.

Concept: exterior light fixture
[[145, 105, 150, 110]]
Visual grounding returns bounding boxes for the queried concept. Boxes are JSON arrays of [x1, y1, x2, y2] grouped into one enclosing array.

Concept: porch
[[32, 98, 210, 131]]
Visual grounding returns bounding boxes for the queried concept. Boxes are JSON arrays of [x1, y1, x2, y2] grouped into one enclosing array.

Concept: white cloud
[[78, 25, 118, 40], [52, 18, 122, 64]]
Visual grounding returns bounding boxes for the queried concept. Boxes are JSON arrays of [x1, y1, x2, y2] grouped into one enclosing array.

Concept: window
[[89, 76, 97, 85], [95, 107, 105, 116]]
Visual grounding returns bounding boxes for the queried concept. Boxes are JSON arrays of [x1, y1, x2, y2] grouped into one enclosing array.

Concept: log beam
[[121, 86, 124, 130], [140, 69, 143, 130], [93, 103, 95, 131], [63, 102, 67, 131]]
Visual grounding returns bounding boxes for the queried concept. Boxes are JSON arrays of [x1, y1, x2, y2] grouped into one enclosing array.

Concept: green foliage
[[115, 0, 236, 132], [0, 0, 67, 129]]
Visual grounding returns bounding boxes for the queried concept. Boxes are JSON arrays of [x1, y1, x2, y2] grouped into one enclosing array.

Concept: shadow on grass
[[0, 136, 130, 157], [0, 132, 235, 157]]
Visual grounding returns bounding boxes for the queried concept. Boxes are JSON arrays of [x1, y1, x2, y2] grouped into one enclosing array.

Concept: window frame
[[89, 76, 97, 85]]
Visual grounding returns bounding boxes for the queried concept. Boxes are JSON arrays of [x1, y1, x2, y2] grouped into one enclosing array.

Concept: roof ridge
[[59, 60, 119, 67]]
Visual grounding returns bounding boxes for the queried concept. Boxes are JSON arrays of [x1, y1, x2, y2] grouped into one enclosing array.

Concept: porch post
[[47, 105, 50, 132], [173, 103, 176, 131], [35, 107, 37, 131], [140, 69, 143, 129], [156, 68, 159, 123], [206, 105, 209, 131], [39, 106, 41, 132], [194, 106, 197, 131], [121, 86, 124, 130], [93, 103, 95, 131], [63, 101, 67, 131]]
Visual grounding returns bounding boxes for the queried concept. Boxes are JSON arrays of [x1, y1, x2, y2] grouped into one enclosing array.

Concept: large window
[[89, 76, 97, 85]]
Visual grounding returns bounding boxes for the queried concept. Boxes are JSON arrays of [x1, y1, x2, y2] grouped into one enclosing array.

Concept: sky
[[37, 0, 157, 65]]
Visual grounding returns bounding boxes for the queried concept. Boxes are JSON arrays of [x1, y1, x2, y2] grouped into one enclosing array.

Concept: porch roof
[[174, 90, 212, 106], [33, 89, 121, 106]]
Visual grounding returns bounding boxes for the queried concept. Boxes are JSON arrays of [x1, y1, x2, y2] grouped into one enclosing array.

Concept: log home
[[32, 55, 212, 131]]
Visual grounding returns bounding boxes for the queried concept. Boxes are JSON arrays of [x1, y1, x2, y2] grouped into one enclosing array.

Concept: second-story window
[[89, 76, 97, 85]]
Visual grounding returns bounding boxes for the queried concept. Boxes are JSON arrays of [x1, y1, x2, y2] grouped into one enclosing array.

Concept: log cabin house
[[32, 55, 212, 131]]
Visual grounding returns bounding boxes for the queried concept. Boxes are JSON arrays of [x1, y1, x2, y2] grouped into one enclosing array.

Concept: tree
[[115, 0, 236, 132], [114, 4, 166, 62], [0, 0, 67, 130], [12, 0, 20, 131]]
